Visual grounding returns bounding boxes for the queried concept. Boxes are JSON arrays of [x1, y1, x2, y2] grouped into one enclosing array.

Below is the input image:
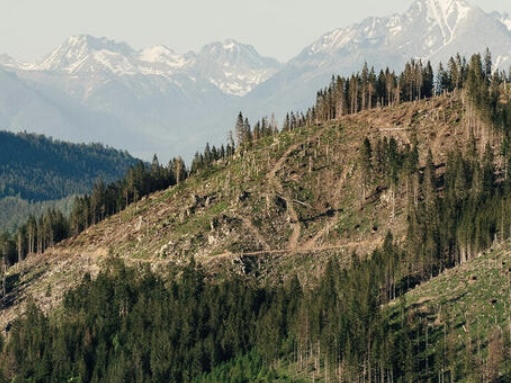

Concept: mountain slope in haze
[[0, 64, 141, 150]]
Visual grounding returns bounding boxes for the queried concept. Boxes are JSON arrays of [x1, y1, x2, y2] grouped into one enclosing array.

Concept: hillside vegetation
[[1, 52, 511, 382]]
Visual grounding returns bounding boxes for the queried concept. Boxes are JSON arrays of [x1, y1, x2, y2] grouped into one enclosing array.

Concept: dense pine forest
[[2, 50, 511, 382]]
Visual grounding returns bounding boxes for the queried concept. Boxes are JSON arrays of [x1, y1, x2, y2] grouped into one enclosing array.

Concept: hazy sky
[[1, 0, 510, 63]]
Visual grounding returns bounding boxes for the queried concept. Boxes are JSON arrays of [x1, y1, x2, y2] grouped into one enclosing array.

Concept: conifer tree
[[234, 112, 244, 147], [437, 62, 450, 94], [360, 137, 373, 202], [422, 61, 434, 98]]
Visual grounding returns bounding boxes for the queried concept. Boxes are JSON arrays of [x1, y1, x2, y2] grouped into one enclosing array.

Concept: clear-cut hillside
[[0, 91, 492, 329]]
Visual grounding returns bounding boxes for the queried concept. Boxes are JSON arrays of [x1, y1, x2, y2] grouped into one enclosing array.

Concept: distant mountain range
[[0, 0, 510, 161]]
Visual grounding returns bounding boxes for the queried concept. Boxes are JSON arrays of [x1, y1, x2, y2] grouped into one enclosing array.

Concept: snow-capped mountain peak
[[138, 45, 177, 63], [34, 34, 135, 72], [194, 39, 281, 96], [5, 34, 281, 96], [198, 39, 280, 69], [302, 0, 474, 61]]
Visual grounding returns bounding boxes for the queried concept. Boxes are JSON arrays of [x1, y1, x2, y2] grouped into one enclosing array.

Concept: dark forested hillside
[[0, 131, 138, 202]]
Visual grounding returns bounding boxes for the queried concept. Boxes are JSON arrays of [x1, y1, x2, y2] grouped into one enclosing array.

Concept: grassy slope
[[393, 241, 511, 380]]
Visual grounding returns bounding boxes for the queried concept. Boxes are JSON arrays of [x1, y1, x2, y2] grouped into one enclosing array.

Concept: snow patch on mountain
[[136, 46, 194, 76], [499, 13, 511, 31], [209, 68, 278, 96], [309, 28, 355, 55], [138, 45, 176, 63], [424, 0, 471, 43]]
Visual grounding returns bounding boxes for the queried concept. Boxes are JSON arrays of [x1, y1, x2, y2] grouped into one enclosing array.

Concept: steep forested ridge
[[2, 51, 511, 382], [0, 131, 138, 202]]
